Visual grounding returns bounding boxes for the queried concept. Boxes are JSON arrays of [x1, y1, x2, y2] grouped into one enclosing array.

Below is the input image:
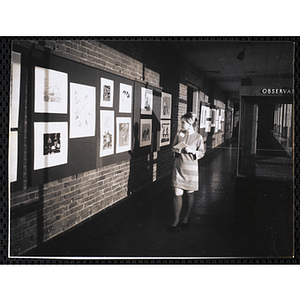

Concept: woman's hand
[[184, 146, 196, 155], [173, 147, 182, 154]]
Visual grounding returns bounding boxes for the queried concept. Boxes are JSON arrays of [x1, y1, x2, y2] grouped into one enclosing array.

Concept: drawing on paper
[[160, 120, 171, 146], [141, 87, 153, 115], [100, 110, 114, 157], [35, 66, 68, 114], [119, 83, 132, 113], [100, 78, 114, 108], [140, 119, 152, 147], [34, 122, 68, 170], [70, 83, 96, 138], [116, 117, 131, 153], [161, 92, 172, 119]]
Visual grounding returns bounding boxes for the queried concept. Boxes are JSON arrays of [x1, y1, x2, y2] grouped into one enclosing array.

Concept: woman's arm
[[172, 133, 181, 154], [194, 135, 205, 160], [185, 135, 205, 159]]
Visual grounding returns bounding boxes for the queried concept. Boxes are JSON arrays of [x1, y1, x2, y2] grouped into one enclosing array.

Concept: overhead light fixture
[[237, 46, 246, 61]]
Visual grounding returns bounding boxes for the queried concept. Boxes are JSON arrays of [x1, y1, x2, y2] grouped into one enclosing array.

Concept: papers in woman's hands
[[173, 142, 188, 150]]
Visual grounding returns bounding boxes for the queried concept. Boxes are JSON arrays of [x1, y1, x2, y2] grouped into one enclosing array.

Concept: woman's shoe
[[181, 217, 190, 227], [169, 221, 180, 231]]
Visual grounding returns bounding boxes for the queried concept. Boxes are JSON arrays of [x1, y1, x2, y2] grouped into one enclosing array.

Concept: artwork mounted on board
[[141, 87, 153, 115], [116, 117, 132, 153], [218, 109, 222, 130], [140, 119, 152, 147], [160, 120, 171, 147], [10, 52, 21, 128], [100, 110, 114, 157], [200, 104, 208, 129], [34, 122, 68, 170], [119, 83, 132, 113], [100, 78, 114, 108], [205, 107, 211, 133], [215, 109, 220, 131], [34, 66, 68, 114], [9, 131, 18, 182], [161, 92, 172, 119], [211, 109, 216, 127], [70, 83, 96, 138]]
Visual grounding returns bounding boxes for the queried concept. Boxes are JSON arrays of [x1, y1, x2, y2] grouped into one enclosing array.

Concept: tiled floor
[[25, 140, 294, 259]]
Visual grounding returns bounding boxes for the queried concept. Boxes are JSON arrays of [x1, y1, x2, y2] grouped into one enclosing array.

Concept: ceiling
[[103, 40, 294, 102], [176, 41, 294, 101]]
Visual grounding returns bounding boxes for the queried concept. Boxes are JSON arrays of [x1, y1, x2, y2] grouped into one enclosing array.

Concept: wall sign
[[261, 88, 293, 95]]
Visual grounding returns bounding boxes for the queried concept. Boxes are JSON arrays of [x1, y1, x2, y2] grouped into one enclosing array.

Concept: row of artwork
[[33, 115, 171, 170], [34, 66, 172, 139], [200, 105, 225, 133], [11, 60, 173, 175]]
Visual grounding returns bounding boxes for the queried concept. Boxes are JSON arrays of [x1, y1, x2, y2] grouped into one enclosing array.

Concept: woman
[[170, 112, 205, 229]]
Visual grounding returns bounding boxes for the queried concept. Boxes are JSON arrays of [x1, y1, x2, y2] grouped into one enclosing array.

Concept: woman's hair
[[181, 112, 197, 126]]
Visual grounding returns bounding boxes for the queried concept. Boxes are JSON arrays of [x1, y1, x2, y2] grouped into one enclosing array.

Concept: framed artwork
[[100, 110, 114, 157], [205, 107, 212, 133], [140, 119, 152, 147], [161, 92, 172, 119], [141, 87, 153, 115], [119, 83, 132, 113], [204, 94, 209, 103], [160, 120, 171, 147], [116, 117, 132, 153], [216, 109, 220, 131], [34, 122, 68, 170], [10, 52, 21, 128], [100, 78, 114, 108], [70, 83, 96, 138], [199, 91, 205, 102], [219, 109, 222, 130], [221, 109, 225, 121], [200, 104, 208, 128], [211, 109, 216, 127], [9, 131, 18, 182], [34, 66, 68, 114]]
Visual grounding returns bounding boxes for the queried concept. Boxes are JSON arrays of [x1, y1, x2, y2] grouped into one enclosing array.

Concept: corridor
[[24, 140, 293, 259]]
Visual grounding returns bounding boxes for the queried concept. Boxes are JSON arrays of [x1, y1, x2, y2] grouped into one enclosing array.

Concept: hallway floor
[[25, 140, 294, 259]]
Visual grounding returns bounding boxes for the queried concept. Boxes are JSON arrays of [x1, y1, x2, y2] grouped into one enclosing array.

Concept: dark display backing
[[12, 45, 168, 188]]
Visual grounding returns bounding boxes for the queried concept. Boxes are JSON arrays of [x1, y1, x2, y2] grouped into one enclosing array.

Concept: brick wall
[[10, 39, 172, 255]]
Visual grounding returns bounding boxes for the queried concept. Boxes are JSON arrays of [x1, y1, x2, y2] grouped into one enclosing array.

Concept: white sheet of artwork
[[215, 109, 219, 131], [141, 87, 153, 115], [140, 119, 152, 147], [119, 83, 132, 113], [205, 107, 211, 133], [219, 110, 222, 130], [116, 117, 131, 153], [100, 78, 114, 108], [160, 120, 171, 146], [70, 83, 96, 138], [100, 110, 115, 157], [34, 66, 68, 114], [10, 52, 21, 128], [211, 109, 216, 127], [161, 92, 172, 119], [34, 122, 68, 170], [200, 105, 207, 128], [9, 131, 18, 182]]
